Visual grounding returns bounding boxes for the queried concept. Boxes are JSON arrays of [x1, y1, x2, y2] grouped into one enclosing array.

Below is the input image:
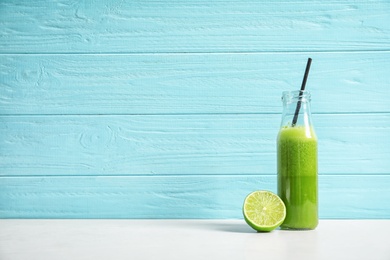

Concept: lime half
[[243, 190, 286, 232]]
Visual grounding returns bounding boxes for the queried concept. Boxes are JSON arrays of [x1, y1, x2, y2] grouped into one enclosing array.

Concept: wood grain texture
[[0, 114, 389, 176], [1, 52, 389, 115], [1, 0, 389, 219], [1, 0, 390, 53], [1, 175, 389, 219]]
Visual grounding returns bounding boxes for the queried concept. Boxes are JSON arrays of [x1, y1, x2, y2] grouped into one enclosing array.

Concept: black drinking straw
[[292, 58, 312, 127]]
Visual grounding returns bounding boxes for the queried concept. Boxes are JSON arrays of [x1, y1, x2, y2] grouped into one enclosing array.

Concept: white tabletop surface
[[0, 219, 389, 260]]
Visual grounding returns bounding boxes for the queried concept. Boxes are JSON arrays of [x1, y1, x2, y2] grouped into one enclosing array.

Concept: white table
[[0, 220, 389, 260]]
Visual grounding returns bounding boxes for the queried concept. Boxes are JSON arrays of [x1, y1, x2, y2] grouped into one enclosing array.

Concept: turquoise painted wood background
[[1, 0, 389, 219]]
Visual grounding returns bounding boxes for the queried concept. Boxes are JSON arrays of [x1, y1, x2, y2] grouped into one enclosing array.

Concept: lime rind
[[243, 190, 286, 232]]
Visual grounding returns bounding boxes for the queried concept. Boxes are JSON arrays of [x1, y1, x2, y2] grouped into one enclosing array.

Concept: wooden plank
[[1, 52, 389, 114], [1, 0, 389, 53], [0, 175, 389, 218], [0, 113, 389, 176]]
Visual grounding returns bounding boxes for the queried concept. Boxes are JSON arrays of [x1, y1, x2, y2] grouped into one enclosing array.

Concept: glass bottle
[[277, 90, 318, 230]]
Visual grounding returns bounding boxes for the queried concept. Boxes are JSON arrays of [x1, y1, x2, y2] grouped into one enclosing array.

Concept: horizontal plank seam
[[0, 174, 389, 178], [1, 49, 390, 55], [0, 112, 389, 117]]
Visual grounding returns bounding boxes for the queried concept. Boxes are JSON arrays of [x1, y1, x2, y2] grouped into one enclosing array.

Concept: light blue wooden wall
[[1, 0, 389, 219]]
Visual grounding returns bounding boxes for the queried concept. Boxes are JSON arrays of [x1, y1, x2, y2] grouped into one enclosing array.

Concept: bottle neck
[[281, 90, 313, 128]]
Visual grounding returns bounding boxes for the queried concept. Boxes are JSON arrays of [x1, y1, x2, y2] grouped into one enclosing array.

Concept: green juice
[[277, 126, 318, 230]]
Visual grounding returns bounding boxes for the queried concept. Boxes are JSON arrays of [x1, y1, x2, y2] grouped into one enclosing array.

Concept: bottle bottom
[[280, 226, 316, 231], [280, 223, 317, 231]]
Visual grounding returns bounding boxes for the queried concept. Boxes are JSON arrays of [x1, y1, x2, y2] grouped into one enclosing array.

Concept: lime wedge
[[243, 190, 286, 232]]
